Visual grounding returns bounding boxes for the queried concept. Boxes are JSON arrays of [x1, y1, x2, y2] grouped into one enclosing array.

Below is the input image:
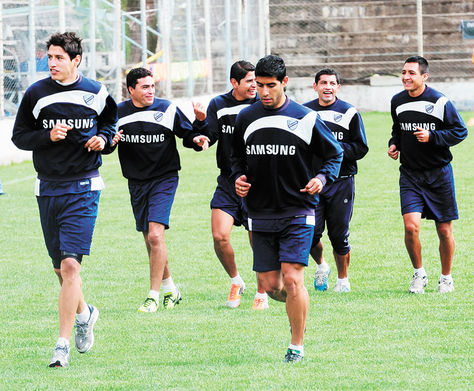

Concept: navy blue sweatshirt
[[11, 75, 117, 180], [194, 90, 258, 176], [304, 97, 368, 177], [116, 98, 201, 182], [231, 98, 343, 219], [389, 85, 467, 170]]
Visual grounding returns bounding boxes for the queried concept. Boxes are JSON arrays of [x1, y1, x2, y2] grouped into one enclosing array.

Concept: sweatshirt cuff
[[315, 173, 327, 187]]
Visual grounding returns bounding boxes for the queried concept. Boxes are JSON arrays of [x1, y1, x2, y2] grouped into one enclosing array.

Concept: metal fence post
[[0, 2, 4, 117], [417, 0, 424, 57]]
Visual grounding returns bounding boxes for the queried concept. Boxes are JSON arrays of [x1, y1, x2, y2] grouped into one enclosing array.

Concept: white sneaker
[[75, 304, 99, 353], [252, 293, 269, 310], [49, 343, 70, 368], [438, 276, 454, 293], [409, 272, 428, 294], [226, 282, 245, 308], [333, 280, 350, 292]]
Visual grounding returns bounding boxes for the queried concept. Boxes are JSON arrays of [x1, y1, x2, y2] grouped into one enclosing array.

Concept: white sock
[[231, 273, 244, 286], [441, 273, 452, 281], [337, 277, 349, 284], [414, 267, 426, 276], [317, 260, 329, 272], [289, 344, 304, 356], [254, 291, 267, 300], [162, 277, 177, 294], [57, 337, 69, 347], [148, 289, 160, 302], [76, 304, 91, 323]]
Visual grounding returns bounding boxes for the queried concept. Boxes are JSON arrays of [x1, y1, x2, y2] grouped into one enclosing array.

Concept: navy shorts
[[399, 164, 458, 222], [37, 191, 100, 269], [210, 174, 248, 229], [252, 224, 314, 272], [128, 176, 179, 232], [313, 176, 354, 255]]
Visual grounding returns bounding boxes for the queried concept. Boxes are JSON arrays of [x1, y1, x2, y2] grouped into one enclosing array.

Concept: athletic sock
[[57, 337, 69, 347], [230, 273, 244, 286], [254, 291, 267, 299], [317, 260, 329, 272], [148, 289, 160, 302], [337, 277, 349, 285], [162, 277, 177, 294], [289, 343, 304, 356], [414, 266, 427, 276], [76, 304, 91, 323], [440, 273, 452, 281]]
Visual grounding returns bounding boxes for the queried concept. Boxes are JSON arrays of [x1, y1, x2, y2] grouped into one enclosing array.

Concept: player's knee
[[59, 256, 81, 280], [404, 221, 420, 236], [147, 230, 165, 248], [212, 229, 230, 245], [436, 223, 453, 240], [330, 236, 350, 255]]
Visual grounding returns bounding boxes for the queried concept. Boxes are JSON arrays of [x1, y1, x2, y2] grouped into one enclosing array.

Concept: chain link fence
[[270, 0, 474, 84], [1, 0, 268, 117]]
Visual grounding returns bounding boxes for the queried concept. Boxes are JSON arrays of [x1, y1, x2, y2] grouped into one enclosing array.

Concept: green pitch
[[0, 112, 472, 390]]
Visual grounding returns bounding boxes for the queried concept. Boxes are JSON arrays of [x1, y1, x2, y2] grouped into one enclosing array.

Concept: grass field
[[0, 112, 472, 390]]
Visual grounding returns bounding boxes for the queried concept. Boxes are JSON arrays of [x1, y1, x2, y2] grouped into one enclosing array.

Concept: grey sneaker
[[163, 287, 182, 309], [409, 272, 428, 294], [49, 344, 70, 368], [438, 276, 454, 293], [75, 304, 99, 353]]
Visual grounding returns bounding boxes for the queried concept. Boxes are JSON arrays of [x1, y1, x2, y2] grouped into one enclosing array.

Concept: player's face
[[401, 62, 428, 97], [256, 75, 288, 109], [314, 74, 340, 106], [129, 76, 155, 107], [48, 45, 80, 84], [232, 71, 257, 101]]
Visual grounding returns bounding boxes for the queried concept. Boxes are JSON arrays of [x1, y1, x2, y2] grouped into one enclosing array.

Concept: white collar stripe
[[243, 111, 317, 145], [395, 97, 447, 121], [32, 88, 107, 119], [316, 107, 356, 130], [217, 104, 251, 119], [118, 104, 176, 131]]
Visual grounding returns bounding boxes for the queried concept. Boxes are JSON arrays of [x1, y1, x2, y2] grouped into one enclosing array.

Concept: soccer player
[[231, 55, 343, 362], [193, 61, 269, 310], [388, 56, 467, 294], [113, 67, 209, 313], [304, 68, 368, 292], [11, 32, 117, 367]]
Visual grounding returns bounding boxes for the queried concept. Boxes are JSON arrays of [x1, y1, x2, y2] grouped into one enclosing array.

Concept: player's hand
[[235, 175, 251, 197], [111, 130, 123, 147], [301, 177, 323, 195], [193, 135, 210, 151], [85, 135, 105, 152], [388, 144, 399, 160], [192, 101, 206, 122], [50, 123, 72, 142], [414, 127, 430, 143]]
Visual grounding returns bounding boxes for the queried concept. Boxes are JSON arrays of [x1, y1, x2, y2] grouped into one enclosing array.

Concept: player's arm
[[174, 106, 209, 151], [339, 112, 369, 161], [388, 100, 400, 160], [88, 94, 118, 153], [308, 115, 344, 187], [230, 114, 250, 197], [424, 101, 468, 147], [193, 99, 219, 147]]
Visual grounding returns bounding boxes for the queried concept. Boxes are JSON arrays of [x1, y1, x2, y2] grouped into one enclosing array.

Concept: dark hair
[[404, 56, 429, 75], [230, 60, 255, 83], [255, 55, 286, 82], [314, 68, 340, 84], [46, 32, 82, 61], [126, 67, 153, 89]]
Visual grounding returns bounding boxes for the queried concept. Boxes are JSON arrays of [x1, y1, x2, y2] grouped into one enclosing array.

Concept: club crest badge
[[334, 113, 342, 122], [425, 104, 434, 114], [154, 112, 164, 122], [287, 119, 298, 131], [83, 94, 95, 105]]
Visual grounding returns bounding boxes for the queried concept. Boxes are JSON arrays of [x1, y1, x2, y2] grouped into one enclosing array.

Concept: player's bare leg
[[259, 270, 286, 302], [144, 222, 168, 292], [211, 208, 238, 277], [281, 263, 308, 346], [310, 240, 323, 265], [435, 221, 455, 275], [403, 212, 423, 268], [334, 250, 350, 278]]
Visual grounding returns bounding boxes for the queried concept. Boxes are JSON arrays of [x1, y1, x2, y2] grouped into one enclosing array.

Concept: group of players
[[11, 31, 467, 366]]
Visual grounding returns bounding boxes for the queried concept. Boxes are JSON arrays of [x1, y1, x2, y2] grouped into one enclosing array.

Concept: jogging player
[[304, 68, 368, 292], [388, 56, 467, 294], [112, 67, 209, 312], [193, 61, 269, 310], [231, 55, 343, 362], [12, 32, 117, 367]]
